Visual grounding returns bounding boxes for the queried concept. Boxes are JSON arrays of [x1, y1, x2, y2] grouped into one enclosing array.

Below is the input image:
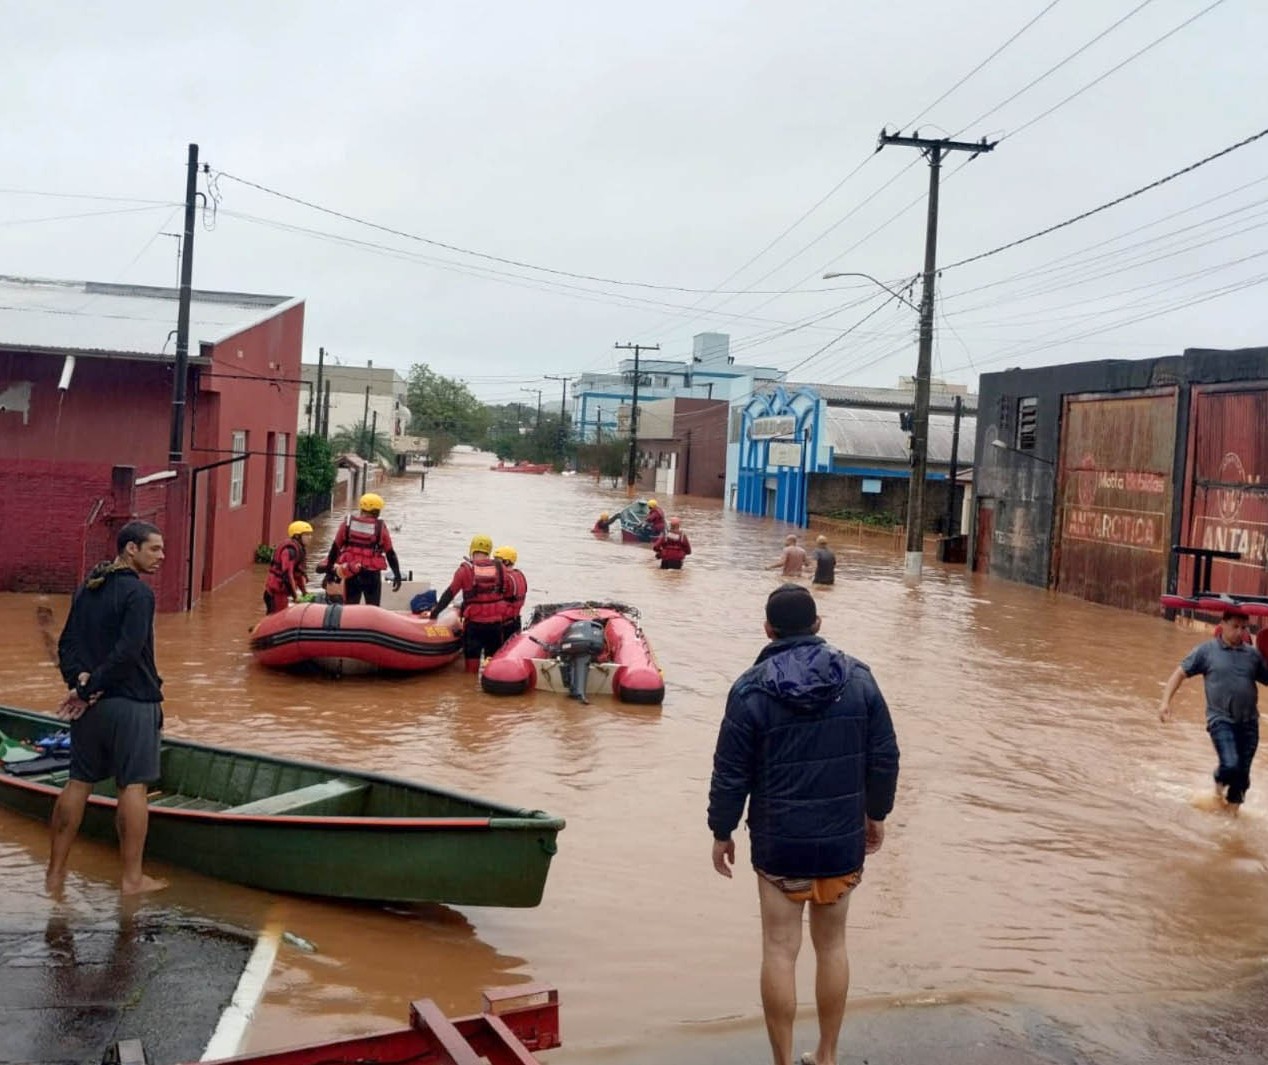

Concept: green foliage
[[576, 439, 629, 482], [254, 543, 275, 564], [406, 365, 491, 456], [820, 508, 900, 527], [329, 420, 396, 463], [295, 433, 336, 499]]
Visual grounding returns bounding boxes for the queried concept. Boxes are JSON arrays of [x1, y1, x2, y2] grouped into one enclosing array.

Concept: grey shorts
[[69, 697, 164, 788]]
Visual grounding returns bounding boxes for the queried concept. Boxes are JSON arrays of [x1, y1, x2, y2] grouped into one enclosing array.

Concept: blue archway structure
[[737, 386, 827, 526]]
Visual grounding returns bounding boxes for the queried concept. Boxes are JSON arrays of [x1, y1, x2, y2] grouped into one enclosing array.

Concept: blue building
[[573, 333, 783, 442], [732, 381, 977, 529]]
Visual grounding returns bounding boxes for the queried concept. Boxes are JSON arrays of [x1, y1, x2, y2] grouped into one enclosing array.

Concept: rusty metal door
[[974, 501, 994, 573], [1182, 385, 1268, 597], [1053, 389, 1177, 612]]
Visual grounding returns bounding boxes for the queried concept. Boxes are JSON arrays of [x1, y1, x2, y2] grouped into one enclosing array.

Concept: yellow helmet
[[359, 492, 385, 513], [287, 520, 314, 537], [599, 512, 609, 521], [469, 534, 494, 556], [648, 499, 659, 508], [493, 546, 518, 565]]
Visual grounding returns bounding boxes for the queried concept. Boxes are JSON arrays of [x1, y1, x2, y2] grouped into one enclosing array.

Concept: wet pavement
[[3, 449, 1268, 1064], [0, 904, 252, 1065]]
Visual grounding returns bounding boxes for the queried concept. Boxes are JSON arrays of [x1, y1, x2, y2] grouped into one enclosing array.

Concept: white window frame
[[274, 432, 287, 494], [229, 431, 247, 508]]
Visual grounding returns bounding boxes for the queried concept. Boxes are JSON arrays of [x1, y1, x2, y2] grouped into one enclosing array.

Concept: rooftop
[[0, 275, 296, 360], [778, 381, 978, 413], [823, 405, 976, 466]]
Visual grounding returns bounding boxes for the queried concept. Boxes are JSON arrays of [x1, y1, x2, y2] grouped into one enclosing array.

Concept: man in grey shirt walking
[[1159, 607, 1268, 809]]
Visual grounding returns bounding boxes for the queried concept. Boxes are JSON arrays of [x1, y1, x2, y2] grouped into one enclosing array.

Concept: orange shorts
[[757, 868, 862, 904]]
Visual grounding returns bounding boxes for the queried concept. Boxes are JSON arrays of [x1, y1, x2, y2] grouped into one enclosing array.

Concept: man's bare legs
[[116, 784, 166, 895], [46, 780, 93, 896], [806, 893, 852, 1065], [758, 876, 806, 1065]]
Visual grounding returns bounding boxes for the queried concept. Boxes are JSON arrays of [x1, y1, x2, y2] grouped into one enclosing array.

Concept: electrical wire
[[0, 187, 177, 205], [943, 126, 1268, 272], [0, 204, 176, 227]]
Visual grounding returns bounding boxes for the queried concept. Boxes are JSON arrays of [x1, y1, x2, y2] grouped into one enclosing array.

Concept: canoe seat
[[223, 778, 368, 816]]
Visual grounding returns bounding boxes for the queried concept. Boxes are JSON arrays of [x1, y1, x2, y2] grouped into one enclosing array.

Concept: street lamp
[[821, 272, 920, 313], [990, 438, 1055, 466]]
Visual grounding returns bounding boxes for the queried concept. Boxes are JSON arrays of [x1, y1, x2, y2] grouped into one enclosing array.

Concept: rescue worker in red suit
[[592, 512, 613, 536], [644, 498, 667, 538], [493, 546, 528, 640], [652, 516, 692, 570], [426, 535, 508, 672], [321, 493, 404, 607], [264, 521, 313, 613]]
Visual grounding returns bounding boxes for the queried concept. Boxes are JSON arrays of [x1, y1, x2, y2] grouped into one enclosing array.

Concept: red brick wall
[[0, 460, 187, 609]]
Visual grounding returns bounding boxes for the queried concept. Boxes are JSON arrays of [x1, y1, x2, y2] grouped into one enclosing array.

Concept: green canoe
[[0, 705, 564, 907]]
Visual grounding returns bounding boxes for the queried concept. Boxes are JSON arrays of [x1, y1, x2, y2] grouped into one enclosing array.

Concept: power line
[[943, 126, 1268, 272], [0, 187, 177, 205], [1005, 0, 1228, 140], [215, 169, 852, 296], [0, 204, 176, 227]]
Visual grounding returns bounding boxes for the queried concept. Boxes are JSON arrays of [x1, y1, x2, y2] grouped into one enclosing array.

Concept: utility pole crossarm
[[877, 130, 998, 156]]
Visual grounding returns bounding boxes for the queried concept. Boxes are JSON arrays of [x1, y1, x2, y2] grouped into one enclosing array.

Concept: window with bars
[[1016, 397, 1038, 451]]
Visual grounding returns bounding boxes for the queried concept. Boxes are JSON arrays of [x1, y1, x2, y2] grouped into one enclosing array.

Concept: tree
[[329, 420, 396, 464], [577, 439, 628, 486], [406, 365, 490, 457], [294, 433, 337, 515]]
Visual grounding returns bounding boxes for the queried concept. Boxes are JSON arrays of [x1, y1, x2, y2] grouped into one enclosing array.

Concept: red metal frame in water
[[185, 985, 560, 1065]]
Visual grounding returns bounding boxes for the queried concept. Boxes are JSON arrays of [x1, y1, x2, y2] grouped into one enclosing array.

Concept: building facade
[[734, 381, 976, 528], [298, 360, 410, 445], [0, 276, 304, 611], [972, 348, 1268, 613]]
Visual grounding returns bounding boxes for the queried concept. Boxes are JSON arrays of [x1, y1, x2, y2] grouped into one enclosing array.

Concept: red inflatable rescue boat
[[482, 601, 664, 704], [250, 602, 462, 675]]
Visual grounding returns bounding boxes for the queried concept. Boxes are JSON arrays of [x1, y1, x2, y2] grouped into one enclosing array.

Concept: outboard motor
[[557, 619, 607, 703]]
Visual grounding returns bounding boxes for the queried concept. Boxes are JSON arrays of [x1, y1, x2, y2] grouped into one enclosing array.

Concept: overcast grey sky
[[2, 0, 1264, 403]]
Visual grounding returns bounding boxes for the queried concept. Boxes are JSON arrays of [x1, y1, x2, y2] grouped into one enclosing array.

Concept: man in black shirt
[[49, 520, 167, 896]]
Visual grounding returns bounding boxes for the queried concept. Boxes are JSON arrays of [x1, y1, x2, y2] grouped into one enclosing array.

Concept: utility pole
[[521, 387, 543, 430], [168, 143, 202, 463], [311, 346, 325, 436], [321, 380, 331, 440], [544, 374, 570, 462], [615, 342, 659, 496], [369, 409, 378, 461], [878, 128, 996, 578], [596, 406, 603, 443], [360, 385, 371, 458], [945, 394, 962, 537]]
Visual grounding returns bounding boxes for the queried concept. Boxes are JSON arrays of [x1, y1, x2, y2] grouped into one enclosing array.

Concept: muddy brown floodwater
[[2, 448, 1268, 1062]]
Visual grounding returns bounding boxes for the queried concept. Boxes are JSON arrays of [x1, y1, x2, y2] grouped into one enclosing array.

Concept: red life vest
[[266, 539, 306, 593], [337, 514, 388, 571], [501, 567, 528, 621], [656, 531, 690, 562], [461, 557, 506, 622]]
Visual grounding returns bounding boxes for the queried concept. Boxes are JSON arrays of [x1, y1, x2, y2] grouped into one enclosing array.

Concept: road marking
[[200, 921, 282, 1061]]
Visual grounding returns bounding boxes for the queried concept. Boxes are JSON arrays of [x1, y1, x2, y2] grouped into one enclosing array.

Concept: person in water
[[427, 535, 510, 672], [709, 583, 899, 1065], [592, 512, 613, 536], [263, 521, 312, 613], [1159, 606, 1268, 809], [769, 534, 808, 578], [652, 517, 692, 570], [644, 499, 666, 537], [810, 535, 836, 586], [494, 545, 528, 639]]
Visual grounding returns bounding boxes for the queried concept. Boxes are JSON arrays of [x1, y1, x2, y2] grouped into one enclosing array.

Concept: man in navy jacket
[[709, 583, 899, 1065]]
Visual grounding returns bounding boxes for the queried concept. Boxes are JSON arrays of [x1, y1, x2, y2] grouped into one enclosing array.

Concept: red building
[[632, 398, 729, 498], [0, 276, 305, 611]]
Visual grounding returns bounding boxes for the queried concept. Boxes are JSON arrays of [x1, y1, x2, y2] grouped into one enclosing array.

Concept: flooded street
[[3, 451, 1268, 1061]]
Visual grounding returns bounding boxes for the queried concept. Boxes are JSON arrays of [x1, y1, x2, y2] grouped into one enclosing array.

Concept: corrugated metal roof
[[823, 406, 977, 466], [778, 381, 978, 412], [0, 275, 294, 359]]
